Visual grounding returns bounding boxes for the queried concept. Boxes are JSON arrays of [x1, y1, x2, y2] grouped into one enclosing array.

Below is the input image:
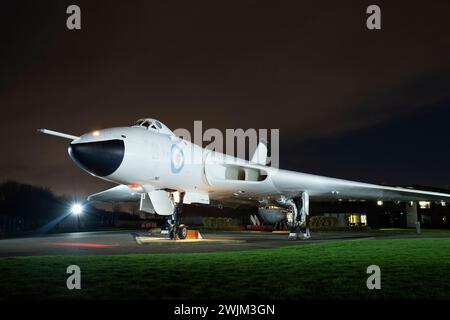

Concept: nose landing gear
[[167, 192, 188, 240], [177, 224, 188, 240]]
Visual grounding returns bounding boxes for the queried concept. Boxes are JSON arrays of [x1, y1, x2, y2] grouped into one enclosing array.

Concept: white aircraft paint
[[39, 118, 450, 219]]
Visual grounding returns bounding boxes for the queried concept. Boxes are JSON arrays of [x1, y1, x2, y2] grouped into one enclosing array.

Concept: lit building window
[[419, 201, 431, 209], [348, 214, 367, 226], [360, 214, 367, 225], [349, 214, 359, 225], [441, 201, 447, 207]]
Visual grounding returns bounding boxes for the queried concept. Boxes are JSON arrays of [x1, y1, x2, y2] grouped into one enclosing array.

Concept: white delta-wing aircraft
[[39, 118, 450, 240]]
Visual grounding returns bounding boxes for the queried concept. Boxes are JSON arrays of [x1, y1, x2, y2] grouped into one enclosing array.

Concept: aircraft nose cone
[[68, 139, 125, 177]]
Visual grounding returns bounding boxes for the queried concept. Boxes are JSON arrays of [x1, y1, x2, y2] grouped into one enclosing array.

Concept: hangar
[[309, 197, 449, 229], [138, 193, 450, 231], [178, 185, 450, 230]]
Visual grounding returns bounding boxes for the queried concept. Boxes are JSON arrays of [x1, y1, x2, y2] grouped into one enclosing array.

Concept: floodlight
[[70, 203, 84, 215]]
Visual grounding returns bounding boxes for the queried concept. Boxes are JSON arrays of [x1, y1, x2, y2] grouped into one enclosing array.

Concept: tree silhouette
[[0, 181, 67, 233]]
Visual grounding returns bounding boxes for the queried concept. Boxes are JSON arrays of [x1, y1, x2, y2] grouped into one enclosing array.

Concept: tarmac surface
[[0, 229, 444, 257]]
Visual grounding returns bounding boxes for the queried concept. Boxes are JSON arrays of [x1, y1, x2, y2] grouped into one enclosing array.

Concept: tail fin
[[250, 140, 268, 165]]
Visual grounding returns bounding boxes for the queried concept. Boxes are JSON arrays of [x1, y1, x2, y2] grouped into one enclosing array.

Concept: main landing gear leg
[[288, 192, 310, 240], [169, 192, 188, 240]]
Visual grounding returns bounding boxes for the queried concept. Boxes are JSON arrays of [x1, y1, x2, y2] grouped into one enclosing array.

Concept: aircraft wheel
[[178, 225, 188, 240]]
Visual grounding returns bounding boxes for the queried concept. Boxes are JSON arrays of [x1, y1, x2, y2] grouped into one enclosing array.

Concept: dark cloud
[[281, 97, 450, 188], [0, 0, 449, 196]]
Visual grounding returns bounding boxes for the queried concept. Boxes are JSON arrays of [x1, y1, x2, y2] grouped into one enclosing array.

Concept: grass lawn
[[378, 228, 450, 234], [1, 238, 450, 299]]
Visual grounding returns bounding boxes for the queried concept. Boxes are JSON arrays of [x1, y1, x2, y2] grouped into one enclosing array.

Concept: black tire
[[177, 225, 188, 240]]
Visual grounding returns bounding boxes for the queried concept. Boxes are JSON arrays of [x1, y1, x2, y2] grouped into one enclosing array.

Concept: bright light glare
[[70, 203, 84, 215], [377, 200, 383, 206]]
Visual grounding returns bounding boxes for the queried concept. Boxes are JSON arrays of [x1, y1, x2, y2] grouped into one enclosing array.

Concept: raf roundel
[[170, 144, 185, 174]]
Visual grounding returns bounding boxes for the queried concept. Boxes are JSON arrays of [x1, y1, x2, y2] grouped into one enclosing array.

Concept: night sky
[[1, 0, 450, 197]]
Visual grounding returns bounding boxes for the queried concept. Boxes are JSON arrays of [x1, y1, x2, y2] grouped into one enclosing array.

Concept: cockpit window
[[142, 120, 151, 128], [131, 118, 173, 136]]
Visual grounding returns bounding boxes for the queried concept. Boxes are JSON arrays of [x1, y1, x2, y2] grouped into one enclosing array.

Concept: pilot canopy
[[131, 118, 174, 135]]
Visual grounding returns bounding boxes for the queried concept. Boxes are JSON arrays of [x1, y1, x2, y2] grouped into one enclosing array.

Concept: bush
[[310, 226, 370, 232], [308, 216, 370, 232], [309, 216, 339, 228], [202, 217, 243, 230]]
